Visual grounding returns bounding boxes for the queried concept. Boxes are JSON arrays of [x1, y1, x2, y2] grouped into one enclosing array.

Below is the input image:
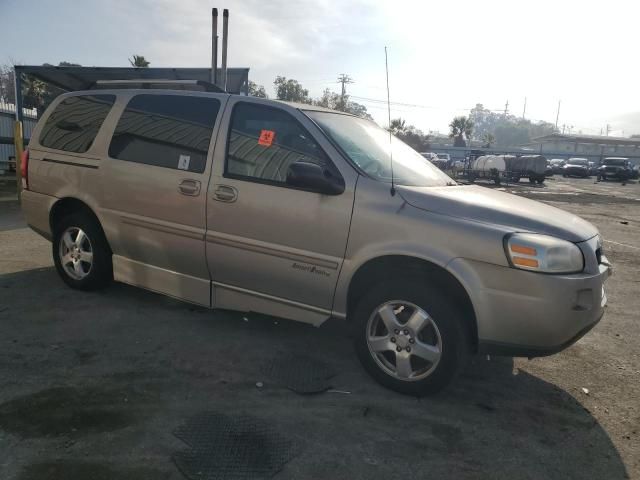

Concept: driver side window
[[225, 102, 329, 184]]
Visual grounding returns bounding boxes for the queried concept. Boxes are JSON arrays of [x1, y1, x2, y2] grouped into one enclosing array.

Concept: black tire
[[536, 178, 544, 184], [529, 177, 536, 183], [351, 280, 470, 396], [52, 212, 112, 291]]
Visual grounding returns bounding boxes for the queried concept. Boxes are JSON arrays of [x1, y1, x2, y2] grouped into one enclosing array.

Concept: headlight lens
[[504, 233, 584, 274]]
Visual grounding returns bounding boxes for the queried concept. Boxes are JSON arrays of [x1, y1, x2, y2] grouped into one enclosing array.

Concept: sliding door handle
[[178, 179, 201, 196], [213, 185, 238, 202]]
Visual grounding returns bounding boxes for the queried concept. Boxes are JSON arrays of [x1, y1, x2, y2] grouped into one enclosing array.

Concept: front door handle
[[178, 179, 201, 196], [213, 185, 238, 203]]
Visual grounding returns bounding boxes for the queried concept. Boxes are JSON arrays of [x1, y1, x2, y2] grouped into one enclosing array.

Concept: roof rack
[[90, 79, 226, 93]]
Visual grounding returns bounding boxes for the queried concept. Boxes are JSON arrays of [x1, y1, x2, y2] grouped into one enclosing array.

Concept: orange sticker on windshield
[[258, 129, 275, 147]]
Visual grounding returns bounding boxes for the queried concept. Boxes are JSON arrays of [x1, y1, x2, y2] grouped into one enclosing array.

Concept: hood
[[398, 185, 598, 242]]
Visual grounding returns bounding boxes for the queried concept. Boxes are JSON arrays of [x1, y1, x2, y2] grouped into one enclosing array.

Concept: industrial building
[[524, 133, 640, 164]]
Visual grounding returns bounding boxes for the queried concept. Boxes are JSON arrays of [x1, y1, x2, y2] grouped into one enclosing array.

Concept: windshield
[[604, 159, 627, 166], [568, 159, 588, 166], [306, 111, 454, 187]]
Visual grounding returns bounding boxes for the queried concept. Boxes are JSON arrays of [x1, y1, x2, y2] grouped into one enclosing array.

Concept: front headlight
[[504, 233, 584, 274]]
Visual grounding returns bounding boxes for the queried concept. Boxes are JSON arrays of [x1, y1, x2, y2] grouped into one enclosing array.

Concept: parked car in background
[[598, 157, 634, 181], [545, 160, 554, 177], [549, 158, 566, 174], [563, 158, 590, 178], [20, 88, 612, 395], [588, 161, 598, 176]]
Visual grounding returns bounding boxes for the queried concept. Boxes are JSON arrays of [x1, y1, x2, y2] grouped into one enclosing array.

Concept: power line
[[350, 95, 505, 112]]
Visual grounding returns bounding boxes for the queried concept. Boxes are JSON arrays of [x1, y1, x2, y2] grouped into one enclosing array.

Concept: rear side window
[[109, 94, 220, 173], [39, 95, 115, 153], [226, 102, 329, 184]]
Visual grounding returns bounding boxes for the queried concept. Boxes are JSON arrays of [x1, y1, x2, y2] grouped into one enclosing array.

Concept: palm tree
[[129, 55, 150, 68], [22, 75, 49, 114], [482, 132, 495, 148], [389, 118, 407, 136], [449, 116, 473, 147]]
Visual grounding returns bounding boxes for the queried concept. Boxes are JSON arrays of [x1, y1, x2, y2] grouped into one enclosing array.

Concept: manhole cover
[[173, 412, 296, 480], [263, 353, 336, 394]]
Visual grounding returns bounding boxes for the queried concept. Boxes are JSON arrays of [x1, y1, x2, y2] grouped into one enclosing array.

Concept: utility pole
[[504, 100, 509, 116], [522, 97, 527, 119], [606, 124, 611, 136], [337, 74, 353, 111], [555, 100, 561, 130]]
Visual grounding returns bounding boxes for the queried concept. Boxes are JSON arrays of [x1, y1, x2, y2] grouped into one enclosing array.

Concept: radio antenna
[[385, 46, 396, 196]]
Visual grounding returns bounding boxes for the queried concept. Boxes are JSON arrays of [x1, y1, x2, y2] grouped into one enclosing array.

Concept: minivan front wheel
[[52, 213, 112, 290], [352, 281, 469, 396]]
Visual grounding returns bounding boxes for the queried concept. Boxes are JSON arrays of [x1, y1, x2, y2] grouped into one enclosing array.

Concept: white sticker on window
[[178, 154, 191, 170]]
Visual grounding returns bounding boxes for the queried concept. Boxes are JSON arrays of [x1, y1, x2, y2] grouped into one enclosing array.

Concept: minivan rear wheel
[[351, 280, 469, 396], [52, 212, 112, 290]]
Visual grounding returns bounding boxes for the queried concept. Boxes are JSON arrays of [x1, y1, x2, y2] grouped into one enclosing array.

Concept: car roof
[[56, 89, 356, 117]]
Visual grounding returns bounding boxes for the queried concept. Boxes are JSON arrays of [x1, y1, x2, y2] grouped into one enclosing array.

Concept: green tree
[[22, 76, 49, 114], [389, 118, 407, 135], [313, 88, 373, 120], [129, 55, 150, 68], [469, 102, 556, 147], [314, 88, 340, 109], [248, 80, 268, 98], [388, 117, 431, 151], [449, 116, 473, 147], [0, 64, 15, 103], [482, 132, 495, 148], [344, 100, 373, 121], [273, 76, 311, 103]]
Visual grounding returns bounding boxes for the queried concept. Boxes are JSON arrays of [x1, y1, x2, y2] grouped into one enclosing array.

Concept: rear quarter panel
[[23, 93, 124, 236]]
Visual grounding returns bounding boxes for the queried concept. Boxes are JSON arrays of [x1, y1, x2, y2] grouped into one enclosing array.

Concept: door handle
[[213, 185, 238, 202], [178, 179, 201, 196]]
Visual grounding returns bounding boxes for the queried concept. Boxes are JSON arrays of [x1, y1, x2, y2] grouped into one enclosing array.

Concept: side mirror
[[286, 161, 345, 195]]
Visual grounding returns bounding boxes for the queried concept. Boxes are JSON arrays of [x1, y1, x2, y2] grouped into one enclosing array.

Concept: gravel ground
[[0, 176, 638, 480]]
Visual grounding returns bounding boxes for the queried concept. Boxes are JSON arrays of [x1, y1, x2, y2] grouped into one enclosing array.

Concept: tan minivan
[[21, 88, 611, 395]]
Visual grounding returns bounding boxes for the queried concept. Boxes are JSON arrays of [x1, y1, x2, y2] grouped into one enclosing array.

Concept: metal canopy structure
[[12, 65, 249, 121]]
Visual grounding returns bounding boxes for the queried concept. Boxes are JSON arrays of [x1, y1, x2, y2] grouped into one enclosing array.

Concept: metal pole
[[13, 68, 24, 197], [555, 100, 561, 130], [221, 9, 229, 91], [211, 8, 218, 85]]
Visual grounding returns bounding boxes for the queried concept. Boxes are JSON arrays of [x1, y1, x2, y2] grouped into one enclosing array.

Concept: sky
[[2, 0, 639, 136]]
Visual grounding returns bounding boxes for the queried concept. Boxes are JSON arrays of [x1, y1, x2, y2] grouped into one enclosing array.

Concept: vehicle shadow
[[0, 267, 629, 480]]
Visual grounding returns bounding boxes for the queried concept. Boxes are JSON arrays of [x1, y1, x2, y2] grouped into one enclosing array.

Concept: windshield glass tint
[[604, 159, 626, 166], [306, 111, 453, 187], [570, 159, 588, 166]]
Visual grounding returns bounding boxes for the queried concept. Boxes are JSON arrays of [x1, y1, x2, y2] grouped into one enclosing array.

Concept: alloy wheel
[[366, 300, 442, 381], [58, 227, 93, 280]]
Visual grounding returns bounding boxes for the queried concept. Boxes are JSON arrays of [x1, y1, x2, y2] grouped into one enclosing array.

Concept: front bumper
[[448, 248, 611, 357]]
